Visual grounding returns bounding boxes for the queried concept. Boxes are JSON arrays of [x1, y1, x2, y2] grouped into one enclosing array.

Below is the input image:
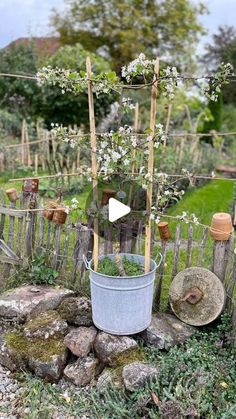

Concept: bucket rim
[[84, 252, 162, 279]]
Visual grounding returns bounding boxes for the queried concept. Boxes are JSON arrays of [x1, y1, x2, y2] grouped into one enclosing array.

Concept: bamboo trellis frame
[[145, 58, 159, 272]]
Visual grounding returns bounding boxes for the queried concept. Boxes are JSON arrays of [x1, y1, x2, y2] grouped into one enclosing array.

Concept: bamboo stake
[[25, 121, 32, 167], [128, 102, 139, 206], [164, 102, 172, 146], [21, 119, 25, 165], [86, 57, 99, 271], [145, 58, 159, 273], [34, 154, 38, 175]]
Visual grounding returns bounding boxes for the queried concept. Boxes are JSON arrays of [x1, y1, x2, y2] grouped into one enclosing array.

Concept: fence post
[[212, 239, 231, 283]]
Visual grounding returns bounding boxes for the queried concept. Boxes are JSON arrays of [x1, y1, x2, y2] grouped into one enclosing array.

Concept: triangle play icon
[[108, 198, 131, 222]]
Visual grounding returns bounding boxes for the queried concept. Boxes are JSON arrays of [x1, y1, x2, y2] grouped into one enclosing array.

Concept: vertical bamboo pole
[[25, 121, 32, 167], [145, 59, 159, 273], [128, 102, 139, 206], [86, 57, 99, 271], [21, 119, 25, 165], [34, 154, 38, 175], [164, 102, 172, 146]]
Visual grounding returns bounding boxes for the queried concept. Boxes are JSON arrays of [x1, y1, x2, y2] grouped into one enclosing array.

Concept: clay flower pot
[[210, 212, 233, 241], [6, 188, 18, 202], [52, 208, 68, 225], [43, 201, 59, 221], [101, 189, 117, 206], [22, 178, 39, 193], [158, 221, 171, 240]]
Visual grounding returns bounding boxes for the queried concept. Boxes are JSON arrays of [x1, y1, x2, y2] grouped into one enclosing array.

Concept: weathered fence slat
[[154, 240, 167, 310], [0, 204, 6, 240], [186, 225, 193, 268], [212, 240, 229, 283], [172, 224, 181, 279], [104, 223, 113, 254], [61, 225, 72, 271], [37, 203, 45, 254], [73, 224, 93, 285], [7, 202, 16, 249], [197, 226, 208, 266], [52, 225, 62, 268]]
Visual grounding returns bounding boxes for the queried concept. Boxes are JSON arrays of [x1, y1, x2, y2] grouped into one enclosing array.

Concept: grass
[[167, 179, 234, 239]]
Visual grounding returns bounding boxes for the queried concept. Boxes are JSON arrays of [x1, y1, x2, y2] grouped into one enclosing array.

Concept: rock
[[64, 326, 97, 357], [139, 313, 196, 350], [64, 356, 98, 386], [1, 329, 67, 382], [0, 286, 74, 322], [96, 368, 123, 392], [94, 332, 138, 367], [23, 310, 68, 339], [57, 297, 92, 326], [28, 349, 67, 382], [0, 331, 25, 372], [122, 362, 158, 391]]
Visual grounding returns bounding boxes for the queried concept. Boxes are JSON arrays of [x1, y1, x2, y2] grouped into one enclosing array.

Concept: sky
[[0, 0, 236, 51]]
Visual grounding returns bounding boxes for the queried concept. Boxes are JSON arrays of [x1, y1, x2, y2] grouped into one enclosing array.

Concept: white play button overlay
[[108, 198, 131, 222]]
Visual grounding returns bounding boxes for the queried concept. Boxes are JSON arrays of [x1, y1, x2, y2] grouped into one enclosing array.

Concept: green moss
[[57, 297, 92, 324], [5, 330, 66, 363], [26, 310, 60, 333], [112, 347, 144, 367]]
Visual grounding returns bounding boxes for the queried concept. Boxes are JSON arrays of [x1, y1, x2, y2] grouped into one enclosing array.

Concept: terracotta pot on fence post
[[6, 188, 18, 203], [43, 201, 59, 221], [22, 178, 39, 193], [158, 221, 171, 241], [52, 207, 68, 225], [101, 189, 117, 206], [210, 212, 233, 241]]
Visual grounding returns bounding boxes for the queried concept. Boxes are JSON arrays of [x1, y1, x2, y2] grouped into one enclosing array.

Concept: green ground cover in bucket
[[96, 256, 144, 277]]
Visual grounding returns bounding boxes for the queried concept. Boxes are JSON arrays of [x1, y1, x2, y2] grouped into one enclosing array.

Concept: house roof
[[4, 37, 60, 57]]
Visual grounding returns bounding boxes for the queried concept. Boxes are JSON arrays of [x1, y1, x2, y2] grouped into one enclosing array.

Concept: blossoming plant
[[36, 54, 233, 259]]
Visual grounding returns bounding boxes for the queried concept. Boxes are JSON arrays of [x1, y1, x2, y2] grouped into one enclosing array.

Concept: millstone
[[169, 267, 226, 326]]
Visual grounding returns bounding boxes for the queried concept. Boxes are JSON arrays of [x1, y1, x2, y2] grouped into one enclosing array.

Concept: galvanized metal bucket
[[83, 253, 162, 335]]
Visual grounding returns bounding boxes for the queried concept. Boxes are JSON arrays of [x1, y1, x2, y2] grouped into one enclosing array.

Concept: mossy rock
[[24, 310, 68, 339], [5, 330, 66, 363], [4, 330, 67, 381], [57, 297, 92, 326]]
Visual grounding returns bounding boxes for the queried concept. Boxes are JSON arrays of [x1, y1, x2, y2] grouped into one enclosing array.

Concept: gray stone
[[94, 332, 138, 367], [0, 286, 74, 322], [28, 350, 67, 382], [122, 362, 158, 391], [96, 368, 123, 393], [0, 332, 24, 372], [0, 328, 67, 382], [64, 356, 98, 386], [64, 326, 97, 357], [140, 313, 196, 350], [57, 297, 92, 326], [23, 310, 68, 339]]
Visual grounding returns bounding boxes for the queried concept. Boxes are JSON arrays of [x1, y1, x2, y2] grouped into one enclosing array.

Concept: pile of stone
[[0, 285, 196, 392]]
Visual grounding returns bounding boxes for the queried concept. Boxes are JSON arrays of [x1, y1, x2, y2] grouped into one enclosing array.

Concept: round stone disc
[[169, 267, 226, 326]]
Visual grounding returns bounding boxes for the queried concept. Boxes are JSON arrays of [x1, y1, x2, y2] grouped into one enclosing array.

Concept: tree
[[51, 0, 207, 72], [38, 44, 115, 127], [204, 26, 236, 104], [0, 43, 42, 119]]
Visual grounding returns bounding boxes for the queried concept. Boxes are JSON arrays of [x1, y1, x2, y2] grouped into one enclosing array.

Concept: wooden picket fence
[[0, 193, 235, 331]]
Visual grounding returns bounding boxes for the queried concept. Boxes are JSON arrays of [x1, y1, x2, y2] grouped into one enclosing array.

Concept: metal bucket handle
[[83, 253, 162, 270], [83, 255, 91, 270]]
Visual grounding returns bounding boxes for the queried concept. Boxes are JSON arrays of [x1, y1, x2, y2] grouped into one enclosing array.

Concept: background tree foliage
[[0, 43, 41, 119], [51, 0, 207, 72], [0, 43, 114, 128], [204, 26, 236, 104]]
